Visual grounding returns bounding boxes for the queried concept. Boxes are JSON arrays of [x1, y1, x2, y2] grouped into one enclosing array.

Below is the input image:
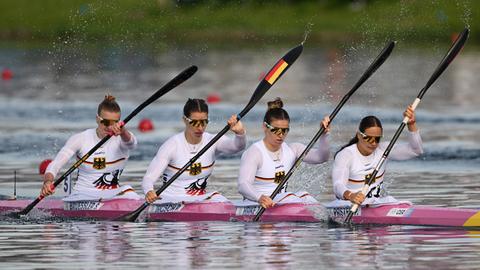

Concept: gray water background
[[1, 43, 480, 269]]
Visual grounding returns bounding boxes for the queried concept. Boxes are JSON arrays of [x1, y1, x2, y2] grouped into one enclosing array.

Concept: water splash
[[306, 204, 330, 222], [301, 22, 314, 46], [455, 0, 472, 26]]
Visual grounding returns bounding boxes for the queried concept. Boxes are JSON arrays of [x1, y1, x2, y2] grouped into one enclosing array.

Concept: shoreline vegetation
[[0, 0, 478, 48]]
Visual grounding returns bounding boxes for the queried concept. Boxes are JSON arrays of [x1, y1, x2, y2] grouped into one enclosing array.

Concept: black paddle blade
[[123, 65, 198, 123], [347, 41, 395, 96], [239, 44, 303, 118], [116, 202, 149, 222], [419, 28, 469, 99], [328, 40, 395, 122]]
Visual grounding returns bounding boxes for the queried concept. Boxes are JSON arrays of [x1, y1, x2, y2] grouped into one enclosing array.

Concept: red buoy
[[451, 32, 459, 43], [138, 118, 154, 132], [39, 159, 52, 175], [2, 68, 13, 80], [206, 93, 221, 104]]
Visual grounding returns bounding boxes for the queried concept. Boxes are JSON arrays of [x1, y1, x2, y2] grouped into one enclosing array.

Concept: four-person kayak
[[1, 196, 480, 227]]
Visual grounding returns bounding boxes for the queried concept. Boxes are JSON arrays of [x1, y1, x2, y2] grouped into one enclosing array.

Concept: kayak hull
[[0, 198, 320, 222], [326, 203, 480, 227], [2, 198, 480, 227]]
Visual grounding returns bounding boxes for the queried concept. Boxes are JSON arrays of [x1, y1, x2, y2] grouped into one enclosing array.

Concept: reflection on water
[[2, 221, 480, 269], [1, 46, 480, 268]]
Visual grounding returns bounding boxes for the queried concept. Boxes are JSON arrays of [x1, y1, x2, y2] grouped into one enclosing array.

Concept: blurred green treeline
[[0, 0, 477, 48]]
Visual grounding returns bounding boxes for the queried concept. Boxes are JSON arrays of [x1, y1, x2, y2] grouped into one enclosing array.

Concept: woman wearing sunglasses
[[237, 98, 330, 209], [142, 98, 246, 203], [331, 105, 423, 207], [40, 95, 139, 201]]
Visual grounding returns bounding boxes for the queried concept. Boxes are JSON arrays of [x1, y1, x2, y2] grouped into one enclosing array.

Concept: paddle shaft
[[344, 28, 470, 223], [253, 41, 396, 222], [119, 44, 304, 222], [16, 66, 198, 216]]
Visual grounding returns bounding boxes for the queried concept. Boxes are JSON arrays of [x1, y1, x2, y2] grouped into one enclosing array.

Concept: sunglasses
[[265, 122, 290, 136], [97, 115, 120, 126], [184, 116, 209, 127], [359, 130, 382, 144]]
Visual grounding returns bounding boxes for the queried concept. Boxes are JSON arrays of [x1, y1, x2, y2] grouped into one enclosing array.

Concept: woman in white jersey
[[40, 95, 139, 201], [142, 98, 246, 203], [237, 98, 330, 209], [331, 105, 423, 207]]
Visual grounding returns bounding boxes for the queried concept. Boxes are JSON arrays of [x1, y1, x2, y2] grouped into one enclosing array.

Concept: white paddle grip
[[402, 98, 421, 124]]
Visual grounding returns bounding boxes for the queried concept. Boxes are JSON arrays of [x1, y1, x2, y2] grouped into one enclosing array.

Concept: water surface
[[1, 46, 480, 269]]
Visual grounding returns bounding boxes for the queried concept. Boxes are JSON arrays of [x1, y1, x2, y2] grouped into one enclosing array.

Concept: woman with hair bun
[[142, 98, 246, 203], [330, 105, 423, 207], [237, 98, 330, 208], [40, 94, 140, 201]]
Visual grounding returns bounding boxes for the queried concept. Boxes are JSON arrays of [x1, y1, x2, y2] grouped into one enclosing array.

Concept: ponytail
[[97, 94, 120, 114], [264, 97, 289, 124]]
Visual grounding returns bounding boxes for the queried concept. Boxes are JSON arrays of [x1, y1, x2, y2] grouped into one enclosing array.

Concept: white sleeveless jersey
[[142, 131, 246, 197], [46, 128, 137, 193], [251, 140, 296, 196]]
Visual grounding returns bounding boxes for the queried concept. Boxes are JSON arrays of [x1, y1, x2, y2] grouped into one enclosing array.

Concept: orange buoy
[[2, 68, 13, 80], [206, 93, 221, 104], [39, 159, 52, 175], [138, 118, 154, 132]]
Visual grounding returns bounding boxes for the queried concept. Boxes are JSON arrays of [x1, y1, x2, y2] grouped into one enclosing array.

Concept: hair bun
[[267, 97, 283, 110], [104, 94, 116, 102]]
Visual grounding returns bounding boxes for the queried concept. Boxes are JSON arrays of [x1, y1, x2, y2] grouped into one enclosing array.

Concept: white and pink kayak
[[0, 197, 320, 222], [1, 196, 480, 227], [325, 203, 480, 227]]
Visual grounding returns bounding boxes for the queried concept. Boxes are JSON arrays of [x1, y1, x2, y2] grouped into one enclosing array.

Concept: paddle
[[344, 28, 470, 224], [252, 41, 396, 222], [13, 65, 198, 217], [117, 44, 304, 222]]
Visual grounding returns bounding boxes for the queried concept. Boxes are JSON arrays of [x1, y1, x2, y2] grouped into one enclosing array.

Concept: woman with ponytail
[[40, 95, 140, 201], [142, 98, 246, 203], [331, 105, 423, 207], [237, 98, 330, 208]]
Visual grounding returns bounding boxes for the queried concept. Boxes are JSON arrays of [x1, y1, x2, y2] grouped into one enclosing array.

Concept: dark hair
[[183, 98, 208, 117], [97, 94, 121, 115], [264, 97, 290, 124], [334, 116, 383, 158]]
